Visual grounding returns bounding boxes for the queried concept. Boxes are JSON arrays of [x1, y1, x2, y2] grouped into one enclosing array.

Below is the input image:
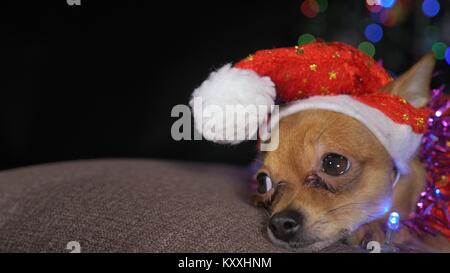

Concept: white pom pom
[[189, 64, 276, 144]]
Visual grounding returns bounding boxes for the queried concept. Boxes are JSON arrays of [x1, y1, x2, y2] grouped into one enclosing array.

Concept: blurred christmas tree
[[293, 0, 449, 93]]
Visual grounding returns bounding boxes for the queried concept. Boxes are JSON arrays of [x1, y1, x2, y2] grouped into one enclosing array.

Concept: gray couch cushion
[[0, 159, 359, 252]]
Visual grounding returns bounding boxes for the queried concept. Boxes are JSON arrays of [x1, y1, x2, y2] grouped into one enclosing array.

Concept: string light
[[384, 211, 400, 252], [388, 211, 400, 231], [422, 0, 440, 17]]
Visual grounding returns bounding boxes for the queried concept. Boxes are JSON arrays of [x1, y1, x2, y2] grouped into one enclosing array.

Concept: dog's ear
[[380, 53, 435, 108]]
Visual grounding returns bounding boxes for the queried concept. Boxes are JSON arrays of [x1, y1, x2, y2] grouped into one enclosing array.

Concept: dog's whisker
[[308, 201, 385, 230]]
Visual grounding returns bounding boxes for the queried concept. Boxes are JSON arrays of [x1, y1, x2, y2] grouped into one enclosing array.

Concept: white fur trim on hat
[[189, 64, 276, 144], [275, 95, 422, 174]]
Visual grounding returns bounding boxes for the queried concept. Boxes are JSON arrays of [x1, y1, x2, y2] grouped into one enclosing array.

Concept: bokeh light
[[298, 33, 316, 45], [301, 0, 320, 18], [432, 42, 447, 60], [358, 41, 376, 57], [422, 0, 440, 17], [445, 47, 450, 65], [364, 23, 384, 43], [366, 0, 383, 13], [316, 0, 328, 13], [380, 0, 396, 8]]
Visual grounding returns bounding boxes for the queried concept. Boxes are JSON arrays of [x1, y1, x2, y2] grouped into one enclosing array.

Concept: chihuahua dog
[[251, 54, 450, 252]]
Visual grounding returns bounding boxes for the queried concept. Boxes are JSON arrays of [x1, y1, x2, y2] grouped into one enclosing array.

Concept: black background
[[0, 0, 448, 170], [0, 252, 439, 272]]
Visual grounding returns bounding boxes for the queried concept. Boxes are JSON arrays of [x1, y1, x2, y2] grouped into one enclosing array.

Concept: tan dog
[[252, 54, 450, 252]]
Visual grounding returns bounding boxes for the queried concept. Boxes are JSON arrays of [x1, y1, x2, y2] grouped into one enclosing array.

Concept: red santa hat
[[190, 42, 431, 174]]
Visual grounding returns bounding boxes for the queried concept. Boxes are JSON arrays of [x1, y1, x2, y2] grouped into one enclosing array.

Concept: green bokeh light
[[317, 0, 328, 13], [298, 33, 316, 45], [358, 41, 376, 57], [432, 42, 447, 60]]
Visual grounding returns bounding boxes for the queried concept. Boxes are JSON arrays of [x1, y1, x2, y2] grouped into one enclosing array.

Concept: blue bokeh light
[[422, 0, 440, 17], [445, 47, 450, 65], [435, 188, 441, 195], [364, 23, 384, 43], [380, 0, 396, 8]]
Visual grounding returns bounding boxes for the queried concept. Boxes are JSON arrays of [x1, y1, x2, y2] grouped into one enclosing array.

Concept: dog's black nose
[[269, 210, 303, 242]]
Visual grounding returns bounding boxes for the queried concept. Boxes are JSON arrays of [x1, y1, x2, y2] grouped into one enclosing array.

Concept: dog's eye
[[321, 153, 350, 176], [256, 173, 273, 194]]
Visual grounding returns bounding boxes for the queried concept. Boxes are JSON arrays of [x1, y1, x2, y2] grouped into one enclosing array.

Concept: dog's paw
[[346, 221, 386, 249], [346, 221, 414, 250]]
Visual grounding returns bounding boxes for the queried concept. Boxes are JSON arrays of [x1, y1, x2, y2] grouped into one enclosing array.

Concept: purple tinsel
[[406, 87, 450, 238]]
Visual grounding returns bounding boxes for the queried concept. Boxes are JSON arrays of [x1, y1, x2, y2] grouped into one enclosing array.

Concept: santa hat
[[190, 42, 431, 174]]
